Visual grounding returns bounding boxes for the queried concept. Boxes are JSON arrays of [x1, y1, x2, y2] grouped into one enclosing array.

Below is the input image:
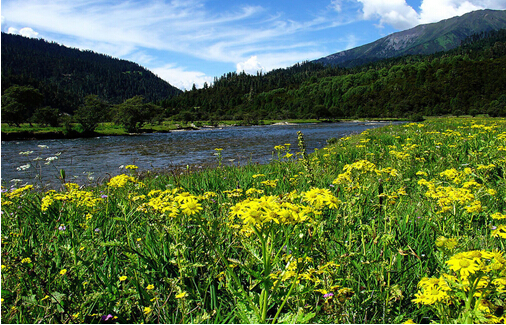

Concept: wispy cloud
[[2, 0, 349, 87], [2, 0, 338, 63], [4, 0, 504, 89]]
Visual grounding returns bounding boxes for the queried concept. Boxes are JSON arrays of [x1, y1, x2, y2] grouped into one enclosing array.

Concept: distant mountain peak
[[316, 9, 506, 68]]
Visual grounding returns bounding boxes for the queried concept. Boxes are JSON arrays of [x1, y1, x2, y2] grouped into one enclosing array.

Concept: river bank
[[1, 118, 408, 141], [2, 121, 404, 189]]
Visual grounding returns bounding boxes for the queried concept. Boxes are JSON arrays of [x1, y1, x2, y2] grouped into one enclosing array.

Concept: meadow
[[1, 117, 505, 324]]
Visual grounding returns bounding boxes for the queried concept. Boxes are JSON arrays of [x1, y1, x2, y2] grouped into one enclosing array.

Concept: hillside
[[315, 9, 506, 68], [2, 9, 506, 130], [163, 28, 506, 121], [1, 33, 181, 113]]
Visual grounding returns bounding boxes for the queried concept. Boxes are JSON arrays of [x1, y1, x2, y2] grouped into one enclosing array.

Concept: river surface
[[1, 122, 399, 189]]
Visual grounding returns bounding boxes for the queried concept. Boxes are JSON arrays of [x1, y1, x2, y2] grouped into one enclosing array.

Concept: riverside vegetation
[[1, 117, 506, 324]]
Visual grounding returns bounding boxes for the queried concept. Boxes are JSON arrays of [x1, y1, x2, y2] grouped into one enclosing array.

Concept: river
[[1, 121, 399, 189]]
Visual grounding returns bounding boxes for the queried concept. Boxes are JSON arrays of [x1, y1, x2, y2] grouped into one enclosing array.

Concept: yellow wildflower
[[491, 212, 506, 220], [21, 257, 32, 264], [175, 291, 188, 299], [180, 198, 203, 215], [446, 255, 480, 279], [107, 174, 137, 188], [492, 225, 506, 238]]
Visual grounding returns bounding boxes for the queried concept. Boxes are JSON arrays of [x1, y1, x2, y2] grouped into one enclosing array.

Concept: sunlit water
[[1, 122, 401, 189]]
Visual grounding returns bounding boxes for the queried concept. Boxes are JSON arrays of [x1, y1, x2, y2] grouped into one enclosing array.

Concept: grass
[[2, 119, 327, 139], [1, 124, 65, 134], [1, 117, 506, 323]]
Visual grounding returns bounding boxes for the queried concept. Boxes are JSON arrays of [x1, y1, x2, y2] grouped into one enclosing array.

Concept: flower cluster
[[417, 167, 493, 214], [135, 188, 203, 218], [107, 174, 139, 188], [41, 183, 102, 212], [332, 159, 399, 192], [413, 249, 506, 323], [491, 212, 506, 239], [3, 185, 33, 199], [229, 188, 340, 229]]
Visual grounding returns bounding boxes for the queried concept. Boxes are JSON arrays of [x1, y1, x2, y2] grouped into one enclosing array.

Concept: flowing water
[[1, 122, 400, 189]]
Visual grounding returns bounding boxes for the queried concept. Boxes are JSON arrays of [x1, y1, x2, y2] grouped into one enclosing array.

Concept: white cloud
[[236, 56, 264, 74], [356, 0, 506, 30], [151, 64, 214, 91], [19, 27, 40, 38], [7, 26, 39, 38], [1, 1, 342, 71], [418, 0, 505, 24], [357, 0, 420, 29]]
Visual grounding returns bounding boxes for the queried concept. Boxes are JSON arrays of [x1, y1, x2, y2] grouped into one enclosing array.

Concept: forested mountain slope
[[315, 9, 506, 68], [163, 29, 506, 121], [1, 33, 181, 113]]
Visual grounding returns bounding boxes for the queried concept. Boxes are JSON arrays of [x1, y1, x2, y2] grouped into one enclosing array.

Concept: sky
[[2, 0, 506, 90]]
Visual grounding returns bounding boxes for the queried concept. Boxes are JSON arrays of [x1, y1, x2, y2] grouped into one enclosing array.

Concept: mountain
[[316, 9, 506, 68], [1, 33, 181, 112], [162, 27, 506, 121]]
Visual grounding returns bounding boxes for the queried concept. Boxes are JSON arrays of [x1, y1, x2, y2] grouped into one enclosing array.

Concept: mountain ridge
[[316, 9, 506, 68]]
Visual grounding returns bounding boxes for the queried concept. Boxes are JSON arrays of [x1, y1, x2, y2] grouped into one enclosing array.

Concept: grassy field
[[1, 117, 505, 324]]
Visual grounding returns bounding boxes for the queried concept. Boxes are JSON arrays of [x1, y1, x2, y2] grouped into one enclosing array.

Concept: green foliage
[[2, 118, 506, 323], [113, 96, 163, 133], [74, 95, 109, 133], [410, 113, 425, 122], [31, 106, 60, 127], [1, 85, 43, 126], [4, 29, 506, 129], [1, 32, 181, 112], [1, 94, 25, 126], [164, 29, 506, 122]]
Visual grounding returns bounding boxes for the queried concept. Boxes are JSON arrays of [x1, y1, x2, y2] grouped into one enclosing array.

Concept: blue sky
[[2, 0, 506, 90]]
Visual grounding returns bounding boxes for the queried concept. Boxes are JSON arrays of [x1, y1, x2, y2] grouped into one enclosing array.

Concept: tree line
[[161, 29, 506, 121], [1, 86, 162, 134], [2, 29, 506, 133]]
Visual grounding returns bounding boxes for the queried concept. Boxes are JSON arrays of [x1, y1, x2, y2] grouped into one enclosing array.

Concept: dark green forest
[[163, 29, 506, 122], [1, 32, 181, 114], [2, 29, 506, 133]]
